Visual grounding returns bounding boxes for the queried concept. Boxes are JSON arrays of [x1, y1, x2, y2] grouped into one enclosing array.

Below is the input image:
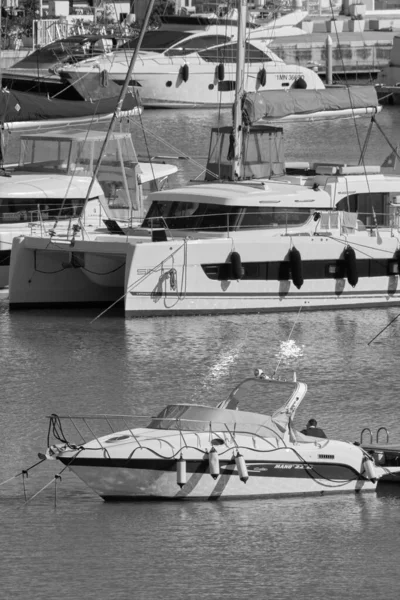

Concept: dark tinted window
[[142, 200, 241, 231], [165, 35, 230, 56], [119, 31, 189, 52], [200, 42, 271, 63]]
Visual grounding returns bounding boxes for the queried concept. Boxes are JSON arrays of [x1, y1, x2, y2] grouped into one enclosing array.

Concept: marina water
[[1, 108, 400, 599]]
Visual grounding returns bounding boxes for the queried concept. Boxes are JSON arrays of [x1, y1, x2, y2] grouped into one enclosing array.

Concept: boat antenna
[[231, 0, 246, 181], [81, 0, 156, 211]]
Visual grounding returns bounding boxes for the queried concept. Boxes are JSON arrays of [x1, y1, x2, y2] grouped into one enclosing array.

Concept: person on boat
[[301, 418, 327, 439]]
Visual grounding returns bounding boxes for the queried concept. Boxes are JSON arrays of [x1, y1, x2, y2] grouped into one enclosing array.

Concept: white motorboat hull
[[67, 56, 324, 109], [65, 462, 376, 500]]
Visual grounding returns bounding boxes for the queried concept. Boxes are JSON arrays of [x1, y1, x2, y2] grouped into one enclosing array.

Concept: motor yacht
[[43, 368, 384, 500], [58, 15, 324, 109], [1, 34, 130, 98]]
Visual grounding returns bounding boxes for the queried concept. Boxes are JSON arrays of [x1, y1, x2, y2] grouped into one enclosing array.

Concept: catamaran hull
[[60, 460, 376, 500], [8, 235, 400, 313]]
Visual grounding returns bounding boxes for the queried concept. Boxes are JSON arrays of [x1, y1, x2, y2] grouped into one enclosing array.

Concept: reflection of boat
[[43, 369, 383, 500], [59, 15, 324, 109], [1, 35, 130, 98], [0, 129, 177, 287]]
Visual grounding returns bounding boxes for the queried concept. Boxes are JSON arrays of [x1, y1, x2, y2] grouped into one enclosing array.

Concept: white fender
[[363, 457, 377, 483], [209, 447, 220, 480], [177, 454, 187, 488], [235, 452, 249, 484]]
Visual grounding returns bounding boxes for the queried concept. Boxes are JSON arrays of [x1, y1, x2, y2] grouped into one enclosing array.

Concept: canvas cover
[[0, 88, 138, 125], [243, 86, 379, 124]]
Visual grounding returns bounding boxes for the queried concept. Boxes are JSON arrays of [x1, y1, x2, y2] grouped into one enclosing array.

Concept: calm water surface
[[1, 109, 400, 599]]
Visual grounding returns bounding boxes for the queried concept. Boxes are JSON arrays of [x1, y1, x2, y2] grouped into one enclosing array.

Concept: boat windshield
[[225, 378, 298, 415], [142, 201, 312, 231]]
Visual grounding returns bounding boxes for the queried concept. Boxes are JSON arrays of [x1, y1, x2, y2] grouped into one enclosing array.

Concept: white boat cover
[[243, 86, 379, 124]]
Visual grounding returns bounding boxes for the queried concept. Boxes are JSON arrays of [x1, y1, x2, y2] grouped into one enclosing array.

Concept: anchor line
[[367, 312, 400, 345], [0, 457, 46, 488], [23, 450, 82, 506]]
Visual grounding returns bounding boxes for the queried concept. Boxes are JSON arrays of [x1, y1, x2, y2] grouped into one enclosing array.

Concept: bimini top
[[145, 181, 332, 208]]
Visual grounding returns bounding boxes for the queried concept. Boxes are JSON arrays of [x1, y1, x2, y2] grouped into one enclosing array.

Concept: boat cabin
[[8, 129, 141, 221]]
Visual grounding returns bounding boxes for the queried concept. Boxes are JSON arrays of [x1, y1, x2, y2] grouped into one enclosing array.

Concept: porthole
[[211, 438, 224, 446], [106, 434, 131, 444]]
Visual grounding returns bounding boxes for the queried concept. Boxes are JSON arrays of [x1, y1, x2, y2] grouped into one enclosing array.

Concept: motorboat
[[43, 368, 385, 500], [58, 15, 324, 109], [0, 129, 177, 287], [1, 34, 131, 99], [9, 123, 400, 315], [0, 84, 141, 131]]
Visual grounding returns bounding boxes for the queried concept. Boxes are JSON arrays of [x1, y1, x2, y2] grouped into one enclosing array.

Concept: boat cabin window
[[142, 201, 241, 231], [119, 31, 190, 52], [239, 207, 312, 228], [336, 193, 390, 226], [165, 35, 231, 56], [18, 139, 72, 173], [200, 42, 271, 63], [0, 198, 84, 223], [142, 201, 312, 231]]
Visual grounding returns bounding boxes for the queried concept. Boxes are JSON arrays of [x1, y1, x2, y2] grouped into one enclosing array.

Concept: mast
[[231, 0, 247, 180], [82, 0, 156, 210], [0, 2, 2, 90]]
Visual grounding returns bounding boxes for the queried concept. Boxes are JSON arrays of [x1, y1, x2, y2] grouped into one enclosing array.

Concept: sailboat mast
[[231, 0, 247, 180], [82, 0, 156, 207]]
